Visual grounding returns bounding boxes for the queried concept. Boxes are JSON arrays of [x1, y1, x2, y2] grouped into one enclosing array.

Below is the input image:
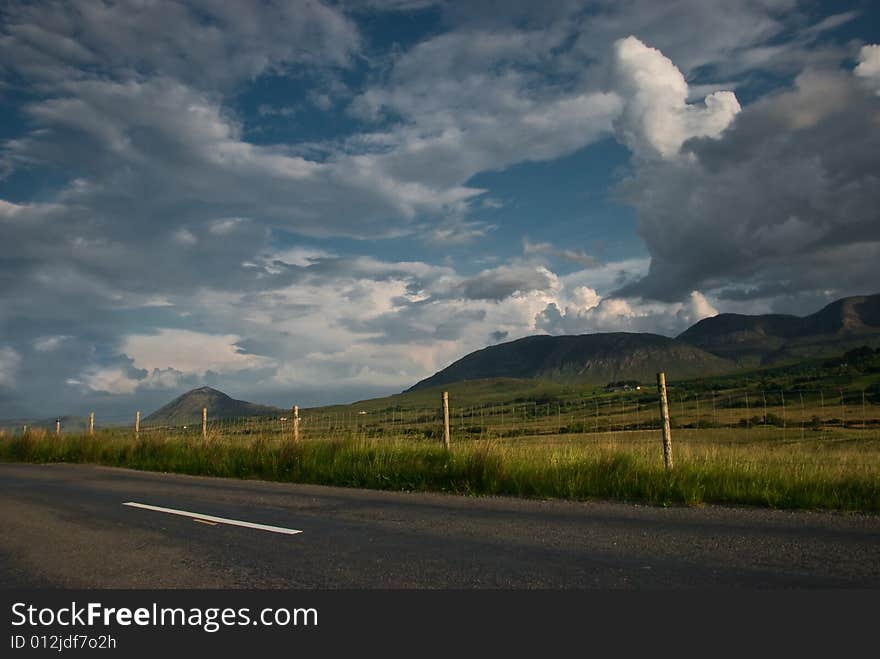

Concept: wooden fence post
[[657, 372, 674, 470], [202, 407, 207, 439], [442, 391, 451, 449], [89, 411, 95, 436], [293, 405, 300, 442], [55, 418, 61, 436], [135, 410, 140, 435]]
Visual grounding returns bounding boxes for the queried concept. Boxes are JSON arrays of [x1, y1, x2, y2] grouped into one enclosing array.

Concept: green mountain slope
[[408, 333, 735, 391]]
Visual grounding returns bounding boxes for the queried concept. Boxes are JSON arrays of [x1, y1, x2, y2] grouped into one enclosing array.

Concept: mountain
[[678, 294, 880, 364], [143, 386, 284, 425], [407, 294, 880, 391], [407, 333, 734, 391]]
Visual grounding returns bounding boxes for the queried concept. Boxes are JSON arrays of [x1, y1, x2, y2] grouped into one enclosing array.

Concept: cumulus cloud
[[76, 366, 142, 395], [611, 36, 741, 158], [855, 44, 880, 93], [121, 329, 273, 377], [73, 363, 196, 395], [535, 289, 717, 336], [67, 329, 274, 397], [617, 64, 880, 302]]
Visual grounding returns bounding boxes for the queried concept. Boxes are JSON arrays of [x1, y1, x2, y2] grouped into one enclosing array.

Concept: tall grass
[[1, 430, 878, 512]]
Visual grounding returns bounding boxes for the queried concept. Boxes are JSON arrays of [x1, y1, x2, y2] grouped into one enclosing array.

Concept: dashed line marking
[[123, 502, 302, 535]]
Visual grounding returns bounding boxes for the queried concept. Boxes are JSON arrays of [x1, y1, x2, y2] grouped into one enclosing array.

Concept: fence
[[4, 385, 879, 446]]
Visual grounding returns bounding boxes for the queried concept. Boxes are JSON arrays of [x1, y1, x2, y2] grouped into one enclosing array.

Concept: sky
[[1, 0, 879, 419]]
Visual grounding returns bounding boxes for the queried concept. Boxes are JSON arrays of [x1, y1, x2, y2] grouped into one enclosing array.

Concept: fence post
[[800, 392, 806, 441], [442, 391, 451, 449], [55, 418, 61, 436], [22, 424, 27, 436], [862, 390, 867, 430], [202, 407, 207, 439], [656, 372, 674, 470], [89, 411, 95, 436], [135, 410, 140, 435], [781, 390, 786, 439], [293, 405, 300, 442]]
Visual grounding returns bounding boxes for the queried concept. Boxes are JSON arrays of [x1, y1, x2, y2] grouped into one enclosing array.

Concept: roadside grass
[[2, 428, 878, 512]]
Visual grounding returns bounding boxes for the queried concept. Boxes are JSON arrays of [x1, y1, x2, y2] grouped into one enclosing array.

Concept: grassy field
[[2, 424, 878, 512], [3, 352, 879, 511]]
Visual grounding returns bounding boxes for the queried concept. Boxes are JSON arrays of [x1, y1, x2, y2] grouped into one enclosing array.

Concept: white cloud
[[77, 368, 139, 395], [172, 228, 197, 246], [611, 36, 741, 158], [32, 335, 71, 352], [209, 217, 248, 235], [558, 258, 652, 294], [678, 291, 719, 326], [855, 44, 880, 94], [75, 365, 189, 395], [535, 288, 718, 336], [122, 329, 273, 376]]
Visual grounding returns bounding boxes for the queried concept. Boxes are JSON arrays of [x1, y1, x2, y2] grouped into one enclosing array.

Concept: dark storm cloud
[[616, 67, 880, 304]]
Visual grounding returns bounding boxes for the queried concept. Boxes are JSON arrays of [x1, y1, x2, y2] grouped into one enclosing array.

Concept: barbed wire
[[4, 385, 878, 445]]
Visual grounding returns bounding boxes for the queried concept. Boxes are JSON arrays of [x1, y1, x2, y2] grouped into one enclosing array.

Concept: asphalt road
[[1, 462, 878, 588]]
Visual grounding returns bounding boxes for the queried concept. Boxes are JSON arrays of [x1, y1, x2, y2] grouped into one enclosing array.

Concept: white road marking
[[123, 502, 302, 535]]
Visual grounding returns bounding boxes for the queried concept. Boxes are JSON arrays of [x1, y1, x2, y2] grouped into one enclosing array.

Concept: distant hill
[[407, 333, 734, 391], [678, 294, 880, 365], [143, 386, 283, 425]]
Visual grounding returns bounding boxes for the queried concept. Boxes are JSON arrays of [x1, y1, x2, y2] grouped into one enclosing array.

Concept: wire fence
[[4, 386, 879, 445]]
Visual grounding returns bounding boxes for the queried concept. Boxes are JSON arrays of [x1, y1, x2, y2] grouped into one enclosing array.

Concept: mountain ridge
[[678, 293, 880, 364], [409, 293, 880, 390], [408, 332, 734, 391]]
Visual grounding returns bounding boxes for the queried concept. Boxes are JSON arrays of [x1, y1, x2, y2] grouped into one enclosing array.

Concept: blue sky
[[1, 0, 879, 418]]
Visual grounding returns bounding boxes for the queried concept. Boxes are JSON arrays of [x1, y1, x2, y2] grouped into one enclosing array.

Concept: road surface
[[1, 462, 878, 588]]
